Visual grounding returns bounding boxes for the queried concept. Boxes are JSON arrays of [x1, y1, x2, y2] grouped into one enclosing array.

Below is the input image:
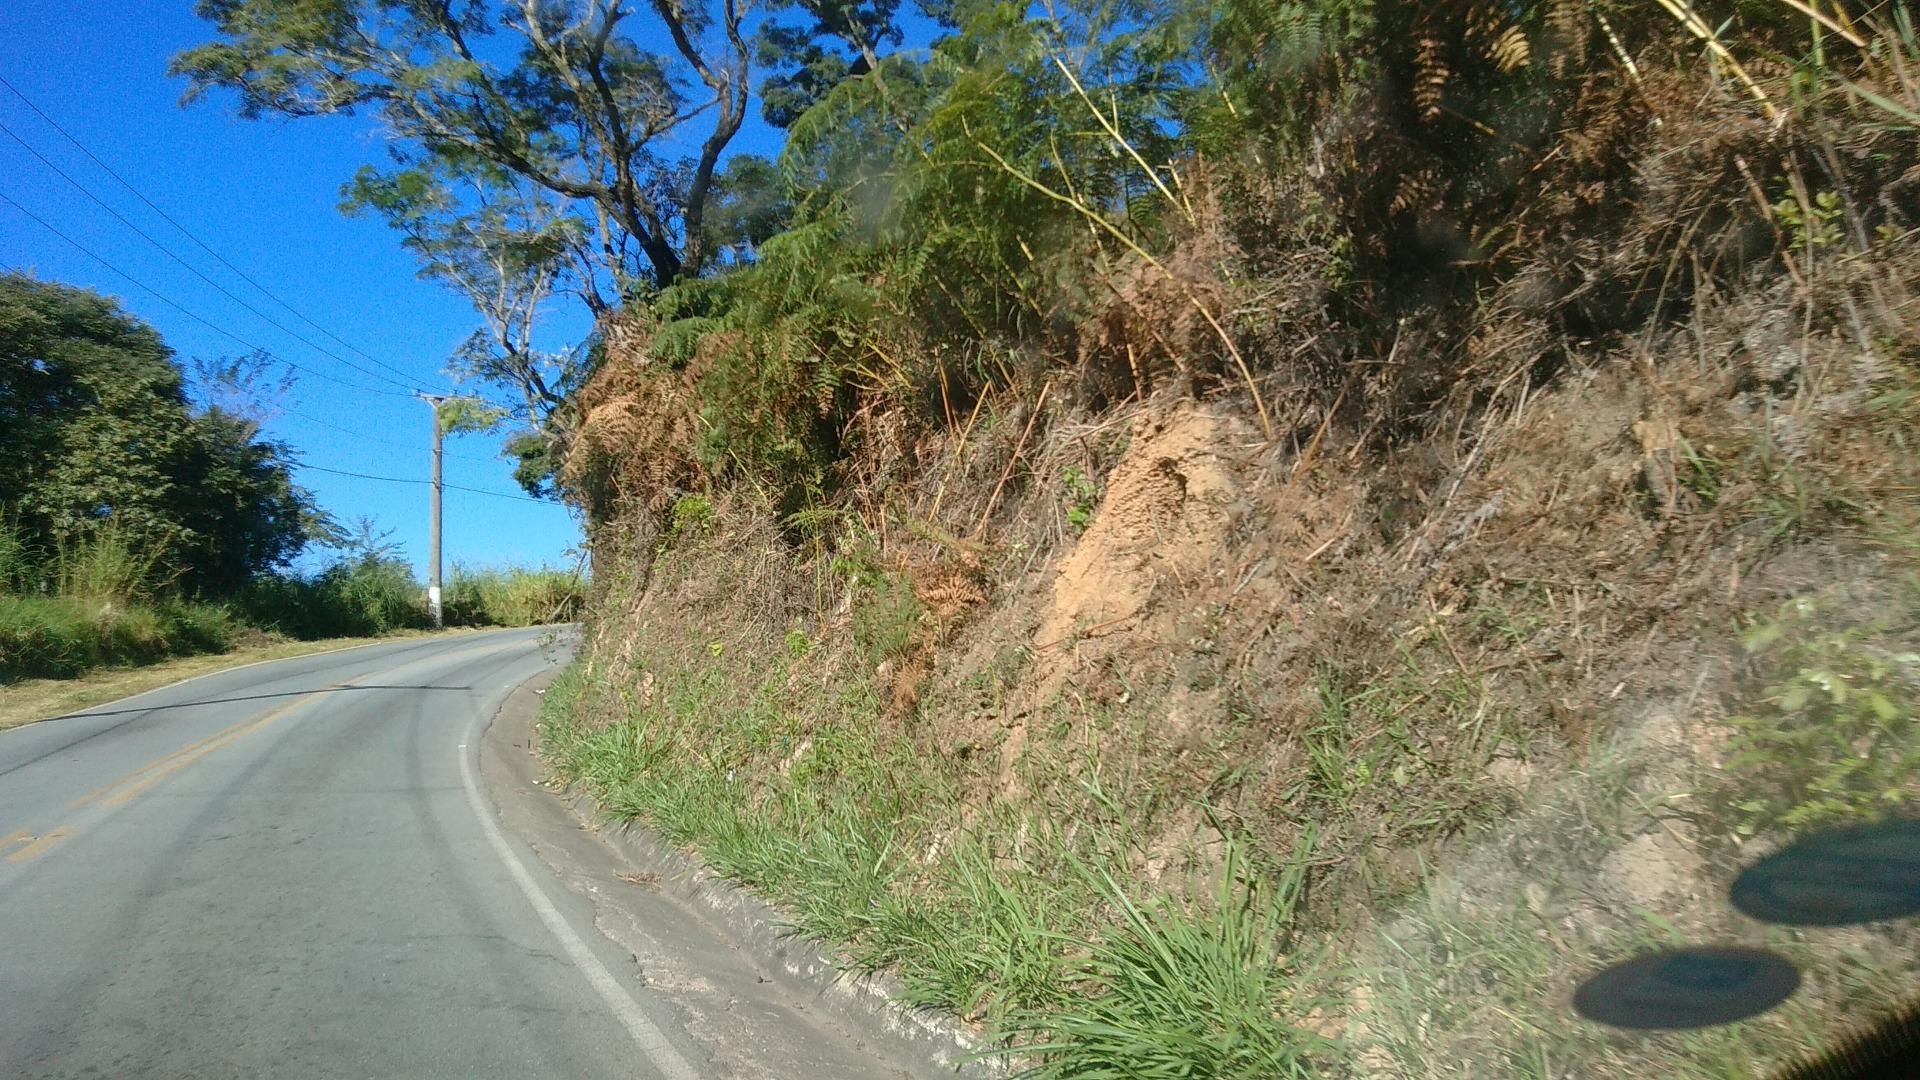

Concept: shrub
[[445, 564, 585, 627], [1723, 596, 1920, 837], [0, 593, 236, 683], [237, 559, 429, 639]]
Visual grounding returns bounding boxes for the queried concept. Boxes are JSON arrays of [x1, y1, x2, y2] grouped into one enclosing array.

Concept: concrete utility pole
[[419, 393, 447, 629]]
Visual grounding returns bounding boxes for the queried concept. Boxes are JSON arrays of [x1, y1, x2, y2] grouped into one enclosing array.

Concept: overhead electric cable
[[0, 189, 414, 398], [0, 74, 447, 392], [278, 404, 503, 464], [297, 462, 548, 503], [0, 119, 422, 393]]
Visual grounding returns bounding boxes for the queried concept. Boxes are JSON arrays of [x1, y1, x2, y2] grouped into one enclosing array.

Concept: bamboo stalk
[[972, 140, 1275, 439], [1651, 0, 1781, 121], [1050, 55, 1194, 227]]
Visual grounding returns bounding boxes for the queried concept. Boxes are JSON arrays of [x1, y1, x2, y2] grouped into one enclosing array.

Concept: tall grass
[[538, 657, 1337, 1077], [0, 520, 236, 683], [54, 525, 168, 603], [445, 563, 584, 627], [996, 839, 1332, 1079]]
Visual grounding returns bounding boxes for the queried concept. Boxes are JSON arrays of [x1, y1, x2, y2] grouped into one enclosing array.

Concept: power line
[[298, 462, 550, 503], [0, 119, 423, 394], [0, 73, 446, 392], [278, 403, 503, 464], [0, 76, 445, 395], [6, 252, 503, 465], [0, 189, 414, 398]]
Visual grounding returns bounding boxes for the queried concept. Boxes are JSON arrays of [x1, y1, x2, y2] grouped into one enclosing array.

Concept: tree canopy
[[170, 0, 855, 290], [0, 273, 319, 594]]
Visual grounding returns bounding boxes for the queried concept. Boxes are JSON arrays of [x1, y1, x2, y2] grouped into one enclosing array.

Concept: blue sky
[[0, 2, 800, 579]]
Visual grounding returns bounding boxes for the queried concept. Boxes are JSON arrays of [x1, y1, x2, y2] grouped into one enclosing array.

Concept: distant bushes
[[0, 594, 238, 682], [238, 562, 584, 637], [444, 564, 584, 628], [1, 519, 583, 684], [237, 559, 430, 639]]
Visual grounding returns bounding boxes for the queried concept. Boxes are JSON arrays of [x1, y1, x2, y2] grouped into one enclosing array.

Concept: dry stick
[[928, 385, 993, 523], [1652, 0, 1781, 121], [973, 379, 1052, 539], [973, 140, 1274, 439], [1290, 378, 1352, 480], [937, 361, 957, 431], [1050, 54, 1194, 228]]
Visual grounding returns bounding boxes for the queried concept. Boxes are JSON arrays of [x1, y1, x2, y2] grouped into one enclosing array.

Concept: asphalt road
[[0, 629, 925, 1079]]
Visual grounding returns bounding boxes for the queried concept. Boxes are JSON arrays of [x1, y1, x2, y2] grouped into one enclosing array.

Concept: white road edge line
[[458, 705, 700, 1080]]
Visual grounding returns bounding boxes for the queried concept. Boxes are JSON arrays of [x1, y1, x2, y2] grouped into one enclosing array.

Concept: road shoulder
[[482, 666, 992, 1078]]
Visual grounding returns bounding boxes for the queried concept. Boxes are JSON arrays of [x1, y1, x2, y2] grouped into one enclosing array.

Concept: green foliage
[[444, 564, 584, 627], [784, 625, 813, 659], [1061, 468, 1099, 533], [852, 572, 925, 664], [997, 838, 1333, 1079], [1723, 597, 1920, 836], [0, 273, 316, 594], [0, 594, 236, 683], [1774, 189, 1845, 251], [1191, 0, 1373, 153], [239, 559, 426, 639], [433, 395, 510, 437], [667, 495, 716, 543], [53, 524, 168, 604]]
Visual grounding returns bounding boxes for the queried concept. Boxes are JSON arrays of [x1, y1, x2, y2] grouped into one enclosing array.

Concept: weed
[[995, 835, 1333, 1079], [1774, 189, 1845, 251], [666, 495, 714, 544], [1722, 597, 1920, 837], [783, 625, 812, 659], [1061, 467, 1099, 534], [851, 572, 923, 663]]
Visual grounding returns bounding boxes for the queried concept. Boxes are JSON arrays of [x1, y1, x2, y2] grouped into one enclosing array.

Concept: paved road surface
[[0, 629, 923, 1079]]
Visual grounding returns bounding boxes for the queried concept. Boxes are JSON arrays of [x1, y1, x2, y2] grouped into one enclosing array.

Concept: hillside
[[175, 0, 1920, 1074], [538, 9, 1920, 1077]]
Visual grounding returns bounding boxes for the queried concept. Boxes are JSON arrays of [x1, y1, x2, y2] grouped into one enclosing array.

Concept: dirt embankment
[[558, 234, 1917, 1069], [548, 66, 1920, 1075]]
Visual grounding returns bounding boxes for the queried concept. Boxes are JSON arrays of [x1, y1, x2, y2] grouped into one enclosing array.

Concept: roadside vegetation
[[185, 0, 1920, 1075], [1, 273, 582, 686]]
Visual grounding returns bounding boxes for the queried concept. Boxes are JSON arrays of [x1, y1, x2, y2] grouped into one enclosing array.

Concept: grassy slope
[[542, 306, 1920, 1078]]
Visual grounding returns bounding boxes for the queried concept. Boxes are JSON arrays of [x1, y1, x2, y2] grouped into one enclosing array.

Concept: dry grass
[[537, 13, 1920, 1073]]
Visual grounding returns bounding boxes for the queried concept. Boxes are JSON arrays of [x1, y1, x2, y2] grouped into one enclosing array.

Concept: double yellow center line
[[2, 827, 71, 864]]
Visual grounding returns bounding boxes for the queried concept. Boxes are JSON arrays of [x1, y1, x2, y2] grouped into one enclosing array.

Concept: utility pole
[[419, 393, 447, 629]]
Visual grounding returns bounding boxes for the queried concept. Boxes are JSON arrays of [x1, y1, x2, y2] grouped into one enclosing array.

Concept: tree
[[0, 273, 319, 592], [172, 408, 318, 594], [344, 159, 590, 425], [758, 0, 905, 128], [173, 0, 758, 288]]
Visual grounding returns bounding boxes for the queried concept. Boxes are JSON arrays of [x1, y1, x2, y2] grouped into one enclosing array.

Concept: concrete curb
[[490, 668, 1003, 1077]]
